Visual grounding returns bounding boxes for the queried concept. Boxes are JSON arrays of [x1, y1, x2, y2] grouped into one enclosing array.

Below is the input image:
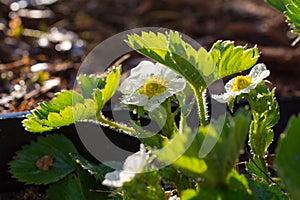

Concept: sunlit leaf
[[23, 99, 96, 133], [285, 0, 300, 34], [127, 31, 259, 90], [265, 0, 290, 12], [9, 135, 77, 185], [77, 74, 105, 99], [266, 0, 300, 35], [93, 66, 121, 114], [208, 40, 259, 85]]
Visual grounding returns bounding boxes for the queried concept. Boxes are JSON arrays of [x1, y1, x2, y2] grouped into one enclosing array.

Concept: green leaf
[[127, 32, 259, 90], [93, 66, 121, 114], [31, 90, 84, 120], [249, 179, 289, 200], [23, 99, 96, 133], [159, 166, 194, 193], [47, 174, 85, 200], [156, 109, 251, 186], [9, 135, 77, 185], [122, 170, 165, 200], [266, 0, 300, 35], [275, 116, 300, 200], [248, 85, 280, 157], [131, 122, 165, 149], [200, 109, 251, 186], [265, 0, 290, 12], [76, 166, 110, 200], [70, 153, 114, 181], [23, 67, 121, 133], [77, 74, 106, 99], [208, 40, 259, 86], [246, 156, 269, 182], [155, 127, 208, 176], [181, 170, 253, 200], [285, 0, 300, 34], [47, 155, 111, 200], [127, 31, 209, 92]]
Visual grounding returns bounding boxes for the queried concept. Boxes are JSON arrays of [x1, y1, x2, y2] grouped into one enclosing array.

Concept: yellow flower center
[[139, 76, 167, 98], [231, 75, 253, 92]]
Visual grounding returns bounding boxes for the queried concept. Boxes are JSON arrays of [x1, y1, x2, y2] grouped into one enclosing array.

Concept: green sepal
[[9, 134, 77, 185]]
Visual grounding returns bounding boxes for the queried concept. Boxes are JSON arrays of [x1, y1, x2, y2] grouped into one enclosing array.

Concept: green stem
[[161, 98, 175, 138], [97, 113, 136, 135], [195, 88, 207, 127]]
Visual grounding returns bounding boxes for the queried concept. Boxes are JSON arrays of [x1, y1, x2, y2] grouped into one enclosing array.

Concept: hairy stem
[[97, 113, 136, 135], [195, 88, 207, 127]]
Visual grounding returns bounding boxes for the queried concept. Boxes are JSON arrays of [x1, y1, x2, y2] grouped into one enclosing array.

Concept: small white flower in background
[[212, 63, 270, 103], [119, 60, 186, 111], [102, 144, 149, 187], [169, 195, 180, 200]]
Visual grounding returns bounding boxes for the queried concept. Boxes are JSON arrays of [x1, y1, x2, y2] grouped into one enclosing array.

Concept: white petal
[[119, 171, 135, 183], [166, 78, 186, 93], [249, 63, 270, 83], [211, 92, 234, 103], [102, 170, 123, 187], [123, 152, 148, 172], [130, 60, 157, 77], [234, 87, 251, 95], [224, 77, 236, 93], [146, 92, 171, 111], [155, 62, 177, 80], [119, 77, 144, 94], [121, 94, 148, 106]]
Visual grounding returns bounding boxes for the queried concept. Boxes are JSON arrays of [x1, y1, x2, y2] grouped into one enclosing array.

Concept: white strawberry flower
[[102, 144, 149, 187], [119, 60, 186, 111], [212, 63, 270, 103]]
